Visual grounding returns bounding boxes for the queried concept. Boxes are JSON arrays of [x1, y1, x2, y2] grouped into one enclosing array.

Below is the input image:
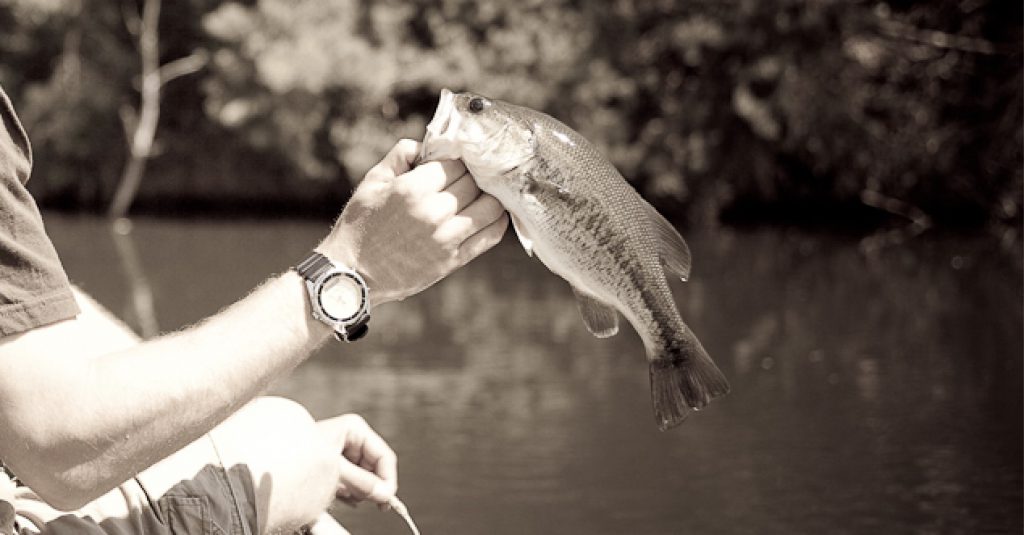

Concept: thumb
[[336, 458, 396, 505], [381, 139, 421, 176]]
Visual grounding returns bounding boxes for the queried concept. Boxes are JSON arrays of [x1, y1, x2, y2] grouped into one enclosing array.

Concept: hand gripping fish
[[419, 89, 729, 430]]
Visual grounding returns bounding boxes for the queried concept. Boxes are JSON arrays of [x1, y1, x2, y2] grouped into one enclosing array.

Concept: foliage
[[0, 0, 1019, 228]]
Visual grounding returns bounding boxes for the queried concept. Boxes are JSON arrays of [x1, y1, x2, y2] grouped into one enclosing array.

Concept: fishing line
[[387, 495, 421, 535]]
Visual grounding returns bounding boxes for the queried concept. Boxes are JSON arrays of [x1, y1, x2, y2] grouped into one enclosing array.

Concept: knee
[[236, 396, 316, 431], [212, 397, 339, 533], [220, 396, 334, 475]]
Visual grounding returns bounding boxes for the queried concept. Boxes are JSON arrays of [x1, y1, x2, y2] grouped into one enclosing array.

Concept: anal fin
[[572, 287, 619, 338]]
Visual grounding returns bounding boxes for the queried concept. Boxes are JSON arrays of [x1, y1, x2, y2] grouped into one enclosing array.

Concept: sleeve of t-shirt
[[0, 87, 79, 337]]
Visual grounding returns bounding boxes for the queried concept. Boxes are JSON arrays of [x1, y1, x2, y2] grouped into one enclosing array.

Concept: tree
[[107, 0, 207, 220]]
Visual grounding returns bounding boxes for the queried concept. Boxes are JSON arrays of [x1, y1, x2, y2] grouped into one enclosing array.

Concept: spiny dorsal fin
[[572, 286, 619, 338], [643, 200, 692, 281]]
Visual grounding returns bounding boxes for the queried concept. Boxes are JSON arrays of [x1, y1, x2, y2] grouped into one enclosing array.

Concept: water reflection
[[46, 215, 1022, 535], [110, 219, 160, 337]]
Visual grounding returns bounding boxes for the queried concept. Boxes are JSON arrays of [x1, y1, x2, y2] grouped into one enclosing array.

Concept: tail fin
[[649, 344, 730, 431]]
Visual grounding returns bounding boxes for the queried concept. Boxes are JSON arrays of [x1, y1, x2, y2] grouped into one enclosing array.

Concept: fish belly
[[507, 196, 668, 354]]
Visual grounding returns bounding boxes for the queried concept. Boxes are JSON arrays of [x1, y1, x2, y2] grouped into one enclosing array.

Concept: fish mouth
[[419, 88, 463, 164]]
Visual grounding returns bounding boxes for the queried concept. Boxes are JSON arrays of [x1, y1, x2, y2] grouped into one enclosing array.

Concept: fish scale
[[520, 125, 684, 359], [420, 88, 730, 429]]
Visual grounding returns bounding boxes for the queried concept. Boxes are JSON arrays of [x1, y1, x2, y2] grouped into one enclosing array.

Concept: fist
[[319, 139, 508, 306]]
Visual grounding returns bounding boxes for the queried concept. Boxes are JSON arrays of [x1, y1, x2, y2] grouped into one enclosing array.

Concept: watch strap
[[295, 252, 334, 281], [338, 317, 370, 342]]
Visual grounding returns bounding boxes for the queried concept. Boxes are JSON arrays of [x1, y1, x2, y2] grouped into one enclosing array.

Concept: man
[[0, 84, 508, 534]]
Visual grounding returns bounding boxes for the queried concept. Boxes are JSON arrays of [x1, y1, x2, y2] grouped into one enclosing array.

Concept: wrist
[[314, 241, 357, 273], [280, 269, 334, 343], [313, 244, 392, 309], [296, 250, 372, 342]]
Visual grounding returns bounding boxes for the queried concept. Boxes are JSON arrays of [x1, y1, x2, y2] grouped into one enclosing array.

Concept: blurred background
[[1, 0, 1021, 229], [3, 0, 1022, 533]]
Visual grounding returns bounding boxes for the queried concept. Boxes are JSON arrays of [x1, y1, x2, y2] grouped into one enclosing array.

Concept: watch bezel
[[296, 251, 372, 342], [316, 271, 368, 323]]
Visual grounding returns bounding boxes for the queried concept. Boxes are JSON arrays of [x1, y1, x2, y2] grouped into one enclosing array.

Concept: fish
[[418, 89, 729, 430]]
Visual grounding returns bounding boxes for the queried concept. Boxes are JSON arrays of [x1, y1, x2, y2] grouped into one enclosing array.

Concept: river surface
[[45, 214, 1022, 535]]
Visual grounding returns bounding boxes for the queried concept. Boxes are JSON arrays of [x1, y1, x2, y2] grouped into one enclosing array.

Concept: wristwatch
[[294, 251, 371, 342]]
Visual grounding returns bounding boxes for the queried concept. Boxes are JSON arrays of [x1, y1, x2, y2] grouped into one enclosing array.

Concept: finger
[[378, 139, 421, 176], [433, 194, 505, 245], [456, 212, 510, 266], [336, 458, 387, 503], [357, 429, 398, 487], [443, 172, 482, 214], [401, 159, 467, 194], [336, 415, 398, 488], [423, 172, 480, 223]]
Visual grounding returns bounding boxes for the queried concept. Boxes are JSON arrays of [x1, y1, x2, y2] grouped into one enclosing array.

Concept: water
[[46, 214, 1022, 535]]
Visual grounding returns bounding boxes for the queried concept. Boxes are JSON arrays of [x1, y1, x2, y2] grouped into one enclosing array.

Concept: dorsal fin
[[643, 200, 692, 281]]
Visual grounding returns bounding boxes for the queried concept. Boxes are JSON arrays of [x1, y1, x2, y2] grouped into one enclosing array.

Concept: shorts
[[0, 433, 258, 535]]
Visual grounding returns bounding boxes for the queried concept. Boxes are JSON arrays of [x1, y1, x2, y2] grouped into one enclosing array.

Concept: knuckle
[[431, 220, 461, 245], [414, 161, 442, 179], [341, 413, 368, 427], [396, 138, 419, 153], [366, 164, 398, 185], [432, 192, 459, 219], [455, 247, 474, 267], [429, 228, 454, 251], [393, 176, 414, 197], [412, 203, 443, 227], [363, 166, 385, 183], [377, 446, 397, 464]]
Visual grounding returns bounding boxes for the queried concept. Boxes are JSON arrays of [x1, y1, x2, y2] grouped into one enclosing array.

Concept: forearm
[[0, 140, 506, 510], [0, 271, 330, 508]]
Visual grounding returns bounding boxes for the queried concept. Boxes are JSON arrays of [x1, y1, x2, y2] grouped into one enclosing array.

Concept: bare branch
[[859, 189, 932, 254], [118, 103, 138, 145], [877, 19, 997, 55], [860, 189, 931, 227], [158, 50, 210, 87], [121, 0, 141, 38]]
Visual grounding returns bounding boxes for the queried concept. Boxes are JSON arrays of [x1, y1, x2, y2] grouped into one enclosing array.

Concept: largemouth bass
[[419, 89, 729, 430]]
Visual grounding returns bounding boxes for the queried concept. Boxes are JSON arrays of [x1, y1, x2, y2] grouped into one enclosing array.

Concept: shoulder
[[0, 87, 79, 338]]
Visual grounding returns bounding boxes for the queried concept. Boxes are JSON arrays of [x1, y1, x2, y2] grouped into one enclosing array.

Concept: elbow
[[0, 366, 120, 510], [1, 449, 111, 511], [3, 445, 117, 511], [0, 416, 115, 511], [22, 476, 98, 512]]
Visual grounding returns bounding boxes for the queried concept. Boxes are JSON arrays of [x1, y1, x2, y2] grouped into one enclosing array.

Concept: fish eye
[[468, 97, 486, 113]]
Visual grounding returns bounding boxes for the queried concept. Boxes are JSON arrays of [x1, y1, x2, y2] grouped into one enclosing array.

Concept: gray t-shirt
[[0, 86, 79, 336]]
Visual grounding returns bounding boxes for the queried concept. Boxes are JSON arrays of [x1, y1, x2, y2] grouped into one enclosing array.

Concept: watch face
[[319, 273, 364, 321]]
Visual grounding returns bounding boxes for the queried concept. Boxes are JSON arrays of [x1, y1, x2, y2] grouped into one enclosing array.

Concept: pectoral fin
[[643, 200, 692, 281], [572, 287, 619, 338], [509, 213, 534, 257]]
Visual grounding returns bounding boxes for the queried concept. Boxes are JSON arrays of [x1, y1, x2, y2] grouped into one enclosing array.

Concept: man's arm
[[0, 271, 325, 509], [0, 140, 507, 510]]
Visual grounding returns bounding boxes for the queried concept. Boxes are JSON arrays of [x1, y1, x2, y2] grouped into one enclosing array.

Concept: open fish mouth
[[419, 88, 463, 164], [426, 88, 455, 138]]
